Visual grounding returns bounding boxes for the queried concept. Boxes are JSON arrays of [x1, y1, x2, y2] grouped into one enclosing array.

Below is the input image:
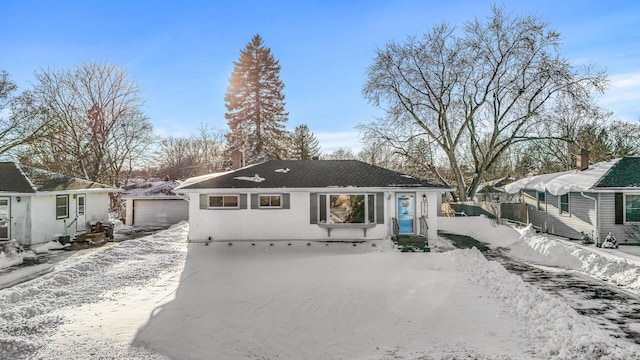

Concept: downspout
[[580, 192, 599, 246]]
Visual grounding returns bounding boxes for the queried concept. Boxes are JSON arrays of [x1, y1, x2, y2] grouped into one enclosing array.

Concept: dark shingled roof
[[595, 157, 640, 188], [0, 162, 118, 193], [179, 160, 450, 190]]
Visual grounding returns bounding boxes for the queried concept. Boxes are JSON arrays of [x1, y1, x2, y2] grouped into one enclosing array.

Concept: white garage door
[[133, 199, 189, 226]]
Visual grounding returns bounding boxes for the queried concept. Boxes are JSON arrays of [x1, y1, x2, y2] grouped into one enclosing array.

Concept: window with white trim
[[259, 194, 282, 208], [626, 194, 640, 223], [318, 194, 378, 224], [311, 192, 383, 225], [559, 193, 569, 215], [208, 195, 239, 208], [56, 195, 69, 219]]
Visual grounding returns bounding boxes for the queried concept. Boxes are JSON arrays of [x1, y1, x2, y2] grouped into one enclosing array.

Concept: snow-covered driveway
[[134, 242, 530, 359]]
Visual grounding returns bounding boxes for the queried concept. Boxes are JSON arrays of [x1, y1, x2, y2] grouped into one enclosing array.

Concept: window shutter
[[251, 194, 258, 209], [615, 193, 624, 224], [319, 195, 327, 223], [376, 192, 385, 224], [199, 194, 207, 209], [310, 193, 317, 224], [282, 193, 290, 209], [239, 194, 247, 209]]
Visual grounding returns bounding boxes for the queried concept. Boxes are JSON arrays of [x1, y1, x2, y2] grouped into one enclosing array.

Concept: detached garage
[[123, 180, 189, 227]]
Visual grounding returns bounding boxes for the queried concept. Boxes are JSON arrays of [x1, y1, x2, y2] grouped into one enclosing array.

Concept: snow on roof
[[233, 174, 265, 183], [122, 180, 182, 198], [504, 158, 620, 196], [173, 170, 234, 191]]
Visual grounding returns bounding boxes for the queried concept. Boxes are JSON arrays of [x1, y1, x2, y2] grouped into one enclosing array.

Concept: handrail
[[419, 216, 428, 240], [392, 217, 399, 238]]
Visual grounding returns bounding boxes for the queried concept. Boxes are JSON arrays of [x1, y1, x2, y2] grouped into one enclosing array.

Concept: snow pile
[[123, 180, 181, 197], [0, 251, 22, 270], [455, 248, 640, 359], [442, 216, 640, 296], [0, 240, 24, 269], [509, 229, 640, 294], [439, 215, 521, 247], [0, 223, 189, 360]]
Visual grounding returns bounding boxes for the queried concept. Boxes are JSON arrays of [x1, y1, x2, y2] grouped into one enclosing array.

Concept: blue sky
[[2, 0, 639, 153]]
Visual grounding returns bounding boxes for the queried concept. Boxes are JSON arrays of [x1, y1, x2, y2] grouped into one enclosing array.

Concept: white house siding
[[599, 193, 640, 244], [26, 193, 110, 247], [8, 196, 30, 245], [84, 193, 111, 229], [187, 189, 441, 242], [523, 190, 595, 239]]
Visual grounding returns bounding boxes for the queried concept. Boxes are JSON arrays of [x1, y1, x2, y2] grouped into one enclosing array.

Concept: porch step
[[392, 235, 430, 252]]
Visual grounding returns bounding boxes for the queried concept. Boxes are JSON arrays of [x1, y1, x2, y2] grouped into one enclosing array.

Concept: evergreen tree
[[225, 34, 288, 164], [290, 124, 321, 159]]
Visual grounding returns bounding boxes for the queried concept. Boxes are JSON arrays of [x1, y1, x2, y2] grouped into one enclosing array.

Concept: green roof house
[[505, 156, 640, 244]]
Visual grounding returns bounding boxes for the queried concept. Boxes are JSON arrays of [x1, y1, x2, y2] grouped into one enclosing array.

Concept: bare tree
[[513, 94, 612, 172], [322, 147, 357, 160], [0, 71, 52, 159], [16, 62, 155, 186], [608, 119, 640, 157], [362, 6, 606, 200], [153, 124, 226, 179]]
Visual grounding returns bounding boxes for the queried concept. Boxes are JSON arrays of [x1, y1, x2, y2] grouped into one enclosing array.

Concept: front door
[[0, 197, 9, 240], [396, 193, 415, 234], [76, 195, 86, 232]]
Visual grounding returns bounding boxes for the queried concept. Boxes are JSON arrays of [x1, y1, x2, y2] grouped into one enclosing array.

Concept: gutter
[[580, 192, 599, 246]]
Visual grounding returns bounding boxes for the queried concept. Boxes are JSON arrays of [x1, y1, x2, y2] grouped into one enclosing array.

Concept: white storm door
[[76, 195, 86, 232], [0, 198, 9, 240]]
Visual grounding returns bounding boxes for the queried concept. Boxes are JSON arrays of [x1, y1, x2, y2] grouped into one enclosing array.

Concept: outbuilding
[[123, 180, 189, 227]]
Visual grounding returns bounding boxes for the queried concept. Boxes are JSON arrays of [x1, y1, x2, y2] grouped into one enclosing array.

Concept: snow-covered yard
[[1, 219, 640, 359]]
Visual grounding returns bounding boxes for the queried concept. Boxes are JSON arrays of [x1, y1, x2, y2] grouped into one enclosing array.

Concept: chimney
[[576, 148, 589, 171], [231, 150, 242, 170]]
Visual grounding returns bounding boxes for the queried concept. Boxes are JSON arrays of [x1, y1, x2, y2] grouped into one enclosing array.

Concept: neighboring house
[[173, 160, 452, 242], [123, 180, 189, 227], [0, 162, 119, 247], [505, 155, 640, 244]]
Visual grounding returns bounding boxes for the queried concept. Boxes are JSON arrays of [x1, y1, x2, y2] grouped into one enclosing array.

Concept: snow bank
[[455, 248, 640, 359], [441, 216, 640, 296], [0, 240, 24, 269], [509, 228, 640, 295], [439, 215, 521, 247]]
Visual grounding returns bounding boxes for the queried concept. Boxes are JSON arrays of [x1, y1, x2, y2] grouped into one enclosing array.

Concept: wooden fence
[[442, 201, 528, 224]]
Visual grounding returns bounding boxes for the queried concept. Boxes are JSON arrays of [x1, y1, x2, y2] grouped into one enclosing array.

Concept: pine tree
[[225, 34, 288, 164], [290, 124, 321, 160]]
